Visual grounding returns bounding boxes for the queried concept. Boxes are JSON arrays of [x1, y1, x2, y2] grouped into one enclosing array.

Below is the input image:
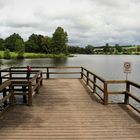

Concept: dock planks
[[0, 79, 140, 140]]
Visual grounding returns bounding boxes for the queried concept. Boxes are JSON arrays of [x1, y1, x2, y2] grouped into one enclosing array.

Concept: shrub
[[4, 49, 11, 59], [17, 51, 24, 59]]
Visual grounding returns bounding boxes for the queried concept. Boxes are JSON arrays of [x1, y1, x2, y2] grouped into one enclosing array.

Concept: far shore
[[0, 51, 75, 59]]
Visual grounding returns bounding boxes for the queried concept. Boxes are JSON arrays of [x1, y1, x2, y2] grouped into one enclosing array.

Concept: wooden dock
[[0, 79, 140, 140]]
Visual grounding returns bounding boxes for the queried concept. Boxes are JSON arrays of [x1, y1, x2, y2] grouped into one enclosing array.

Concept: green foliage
[[115, 44, 122, 53], [103, 43, 110, 54], [0, 38, 5, 50], [68, 45, 95, 54], [17, 51, 24, 59], [85, 45, 94, 54], [24, 52, 67, 58], [4, 49, 11, 59], [51, 27, 68, 54], [25, 34, 43, 53], [25, 34, 52, 53], [5, 33, 25, 52], [68, 46, 85, 54]]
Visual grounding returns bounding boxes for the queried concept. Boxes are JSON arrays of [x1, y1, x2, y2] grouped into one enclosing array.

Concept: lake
[[0, 55, 140, 105], [0, 55, 140, 82]]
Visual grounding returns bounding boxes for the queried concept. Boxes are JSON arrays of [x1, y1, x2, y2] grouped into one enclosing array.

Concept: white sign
[[123, 62, 131, 73]]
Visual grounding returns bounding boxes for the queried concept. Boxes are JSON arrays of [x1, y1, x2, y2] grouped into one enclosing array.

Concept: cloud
[[0, 0, 140, 46]]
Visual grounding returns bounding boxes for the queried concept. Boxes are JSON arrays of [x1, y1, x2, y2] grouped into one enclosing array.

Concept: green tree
[[115, 44, 122, 53], [25, 34, 48, 53], [103, 43, 110, 54], [42, 36, 52, 53], [0, 38, 5, 50], [51, 27, 68, 54], [4, 49, 11, 59], [5, 33, 25, 52], [85, 45, 94, 54]]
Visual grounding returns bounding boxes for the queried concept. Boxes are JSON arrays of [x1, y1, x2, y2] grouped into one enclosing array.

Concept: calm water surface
[[0, 55, 140, 82], [0, 55, 140, 105]]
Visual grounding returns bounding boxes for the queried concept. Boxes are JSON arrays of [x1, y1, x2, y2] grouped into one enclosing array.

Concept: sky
[[0, 0, 140, 47]]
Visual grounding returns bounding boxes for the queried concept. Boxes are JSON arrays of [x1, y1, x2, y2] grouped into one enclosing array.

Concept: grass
[[0, 51, 70, 59]]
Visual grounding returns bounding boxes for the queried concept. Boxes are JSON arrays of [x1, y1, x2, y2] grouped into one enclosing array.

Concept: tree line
[[0, 27, 68, 58], [0, 26, 140, 58], [68, 43, 140, 55]]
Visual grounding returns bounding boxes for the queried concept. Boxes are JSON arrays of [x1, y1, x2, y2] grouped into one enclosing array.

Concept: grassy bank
[[0, 51, 70, 59]]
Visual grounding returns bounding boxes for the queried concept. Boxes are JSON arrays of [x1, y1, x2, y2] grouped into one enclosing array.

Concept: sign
[[123, 62, 131, 73]]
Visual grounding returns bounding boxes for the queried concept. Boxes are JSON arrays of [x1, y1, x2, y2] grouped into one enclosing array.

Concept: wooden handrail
[[0, 66, 139, 113], [0, 80, 11, 91], [0, 80, 14, 111], [0, 68, 43, 109]]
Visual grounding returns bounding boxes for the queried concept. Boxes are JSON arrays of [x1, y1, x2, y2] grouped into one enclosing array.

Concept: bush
[[4, 49, 11, 59], [17, 51, 24, 59]]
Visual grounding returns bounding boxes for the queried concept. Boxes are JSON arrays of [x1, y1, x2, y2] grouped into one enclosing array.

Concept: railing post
[[9, 84, 15, 105], [9, 67, 12, 79], [3, 88, 7, 107], [93, 76, 96, 93], [104, 82, 108, 105], [46, 67, 49, 79], [81, 67, 83, 79], [0, 70, 2, 84], [28, 82, 32, 106], [125, 81, 130, 105], [22, 85, 27, 103], [40, 72, 43, 85], [87, 71, 89, 85], [36, 78, 39, 94]]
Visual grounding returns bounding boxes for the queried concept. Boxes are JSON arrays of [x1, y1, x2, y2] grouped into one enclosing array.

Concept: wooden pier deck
[[0, 79, 140, 140]]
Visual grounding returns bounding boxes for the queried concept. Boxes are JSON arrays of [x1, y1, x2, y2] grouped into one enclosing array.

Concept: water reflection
[[1, 55, 140, 82], [0, 55, 140, 105], [51, 58, 68, 66]]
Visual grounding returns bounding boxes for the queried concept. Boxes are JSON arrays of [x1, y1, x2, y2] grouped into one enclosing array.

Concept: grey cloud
[[0, 0, 140, 47]]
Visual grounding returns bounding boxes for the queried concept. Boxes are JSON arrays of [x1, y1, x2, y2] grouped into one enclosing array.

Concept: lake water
[[0, 55, 140, 82], [0, 55, 140, 106]]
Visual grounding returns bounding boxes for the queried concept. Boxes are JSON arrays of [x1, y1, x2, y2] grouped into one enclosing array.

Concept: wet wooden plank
[[0, 79, 140, 140]]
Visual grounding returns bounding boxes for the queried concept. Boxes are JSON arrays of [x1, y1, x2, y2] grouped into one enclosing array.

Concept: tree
[[115, 44, 122, 53], [41, 36, 52, 53], [25, 34, 49, 53], [85, 45, 94, 54], [0, 38, 5, 50], [103, 43, 110, 54], [51, 27, 68, 54], [4, 49, 11, 59], [5, 33, 25, 52]]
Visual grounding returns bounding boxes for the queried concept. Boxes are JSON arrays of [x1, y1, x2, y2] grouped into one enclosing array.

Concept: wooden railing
[[1, 66, 81, 79], [80, 67, 140, 113], [0, 69, 43, 113], [125, 81, 140, 113], [0, 80, 14, 112], [0, 66, 139, 113]]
